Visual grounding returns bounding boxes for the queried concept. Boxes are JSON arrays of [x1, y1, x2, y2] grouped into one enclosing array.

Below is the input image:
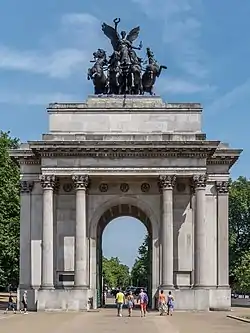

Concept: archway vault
[[88, 196, 159, 309], [98, 204, 152, 236], [88, 195, 159, 239], [95, 203, 153, 308]]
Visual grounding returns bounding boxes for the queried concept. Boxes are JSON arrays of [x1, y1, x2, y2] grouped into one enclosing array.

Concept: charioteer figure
[[87, 18, 167, 95]]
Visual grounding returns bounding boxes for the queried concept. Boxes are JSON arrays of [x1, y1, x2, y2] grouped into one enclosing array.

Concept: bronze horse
[[142, 47, 167, 95], [87, 49, 108, 94]]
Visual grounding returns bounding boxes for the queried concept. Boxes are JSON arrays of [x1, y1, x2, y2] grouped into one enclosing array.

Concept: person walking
[[167, 291, 174, 316], [158, 290, 167, 315], [20, 290, 28, 314], [126, 291, 135, 317], [137, 288, 148, 317], [4, 292, 16, 314], [115, 288, 125, 317]]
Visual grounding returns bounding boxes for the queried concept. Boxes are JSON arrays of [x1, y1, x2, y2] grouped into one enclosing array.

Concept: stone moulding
[[41, 166, 207, 176]]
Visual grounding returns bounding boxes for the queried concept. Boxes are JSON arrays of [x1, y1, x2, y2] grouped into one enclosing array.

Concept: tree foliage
[[0, 131, 20, 288], [229, 177, 250, 290], [102, 256, 130, 288], [131, 234, 150, 287], [232, 251, 250, 293]]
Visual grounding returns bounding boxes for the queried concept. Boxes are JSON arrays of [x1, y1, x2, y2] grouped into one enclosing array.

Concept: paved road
[[0, 308, 249, 332]]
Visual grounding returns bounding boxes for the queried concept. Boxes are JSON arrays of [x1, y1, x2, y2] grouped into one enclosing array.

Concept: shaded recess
[[96, 204, 152, 308]]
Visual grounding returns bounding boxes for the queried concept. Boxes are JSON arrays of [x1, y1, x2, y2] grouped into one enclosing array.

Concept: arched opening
[[96, 204, 153, 308]]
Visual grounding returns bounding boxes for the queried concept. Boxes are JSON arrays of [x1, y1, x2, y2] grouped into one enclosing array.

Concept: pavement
[[0, 307, 249, 333]]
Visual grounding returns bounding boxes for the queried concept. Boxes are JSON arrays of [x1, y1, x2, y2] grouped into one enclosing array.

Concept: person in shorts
[[126, 291, 135, 317], [167, 291, 174, 316], [158, 290, 167, 315], [20, 290, 28, 314], [4, 292, 16, 314], [137, 289, 148, 317], [115, 288, 125, 317]]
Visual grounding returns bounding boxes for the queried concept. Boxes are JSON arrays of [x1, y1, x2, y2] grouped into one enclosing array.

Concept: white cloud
[[131, 0, 207, 79], [157, 77, 215, 94], [0, 91, 77, 105], [0, 13, 104, 78], [206, 79, 250, 115]]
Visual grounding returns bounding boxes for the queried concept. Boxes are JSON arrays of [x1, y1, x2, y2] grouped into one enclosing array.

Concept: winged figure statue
[[86, 18, 167, 95], [102, 18, 142, 66]]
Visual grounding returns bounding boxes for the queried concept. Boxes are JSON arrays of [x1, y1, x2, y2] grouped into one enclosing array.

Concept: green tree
[[229, 176, 250, 284], [0, 131, 20, 288], [131, 234, 150, 287], [232, 251, 250, 293], [102, 257, 130, 288]]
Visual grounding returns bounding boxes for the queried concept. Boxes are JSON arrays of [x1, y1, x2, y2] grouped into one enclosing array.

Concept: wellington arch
[[11, 95, 242, 312]]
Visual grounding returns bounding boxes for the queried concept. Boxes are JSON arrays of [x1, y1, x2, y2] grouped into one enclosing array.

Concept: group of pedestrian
[[115, 288, 174, 317], [115, 288, 148, 317], [3, 290, 28, 314], [158, 290, 174, 316]]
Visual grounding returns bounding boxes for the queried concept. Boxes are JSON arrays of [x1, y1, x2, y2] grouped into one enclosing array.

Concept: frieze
[[158, 175, 176, 190], [120, 183, 129, 192], [216, 181, 229, 194], [176, 183, 186, 192], [20, 180, 34, 193], [99, 183, 108, 192], [141, 183, 150, 193], [72, 175, 89, 190], [63, 183, 73, 193], [40, 175, 56, 189], [193, 174, 207, 189]]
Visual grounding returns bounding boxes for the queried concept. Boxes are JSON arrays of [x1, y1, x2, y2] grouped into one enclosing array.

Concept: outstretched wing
[[126, 26, 140, 43], [101, 23, 119, 50]]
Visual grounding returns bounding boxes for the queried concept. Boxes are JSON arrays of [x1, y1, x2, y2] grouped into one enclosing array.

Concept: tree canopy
[[130, 234, 150, 287], [0, 131, 20, 288], [229, 176, 250, 290], [102, 256, 130, 288]]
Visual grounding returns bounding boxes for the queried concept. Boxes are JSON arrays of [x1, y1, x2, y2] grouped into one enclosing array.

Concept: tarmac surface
[[0, 307, 249, 333]]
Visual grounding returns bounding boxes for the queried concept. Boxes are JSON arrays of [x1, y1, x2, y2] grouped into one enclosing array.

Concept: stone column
[[72, 175, 89, 288], [40, 175, 55, 289], [216, 181, 229, 288], [19, 180, 34, 288], [159, 175, 176, 288], [193, 174, 207, 287]]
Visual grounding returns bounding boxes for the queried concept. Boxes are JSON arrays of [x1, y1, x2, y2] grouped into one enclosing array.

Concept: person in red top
[[137, 289, 148, 317]]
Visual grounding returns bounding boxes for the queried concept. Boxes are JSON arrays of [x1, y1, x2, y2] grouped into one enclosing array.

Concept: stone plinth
[[47, 96, 202, 135]]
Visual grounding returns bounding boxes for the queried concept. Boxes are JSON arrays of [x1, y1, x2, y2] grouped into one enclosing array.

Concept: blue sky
[[1, 0, 249, 267]]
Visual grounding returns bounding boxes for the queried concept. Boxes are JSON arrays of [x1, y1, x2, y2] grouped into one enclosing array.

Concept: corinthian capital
[[72, 175, 89, 190], [158, 175, 176, 190], [193, 174, 207, 189], [39, 175, 56, 189], [216, 181, 229, 194], [20, 180, 34, 193]]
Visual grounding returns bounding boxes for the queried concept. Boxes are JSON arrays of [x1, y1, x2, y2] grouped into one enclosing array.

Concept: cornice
[[28, 140, 219, 158], [41, 166, 207, 176], [47, 99, 202, 112], [28, 139, 218, 148]]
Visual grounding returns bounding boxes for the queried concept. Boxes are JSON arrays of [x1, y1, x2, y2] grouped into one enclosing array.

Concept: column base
[[37, 288, 89, 311], [160, 284, 174, 290], [40, 285, 55, 290], [73, 285, 88, 290], [193, 285, 217, 289]]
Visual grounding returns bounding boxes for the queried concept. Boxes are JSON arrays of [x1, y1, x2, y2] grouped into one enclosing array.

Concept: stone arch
[[88, 195, 160, 309], [88, 195, 159, 239]]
